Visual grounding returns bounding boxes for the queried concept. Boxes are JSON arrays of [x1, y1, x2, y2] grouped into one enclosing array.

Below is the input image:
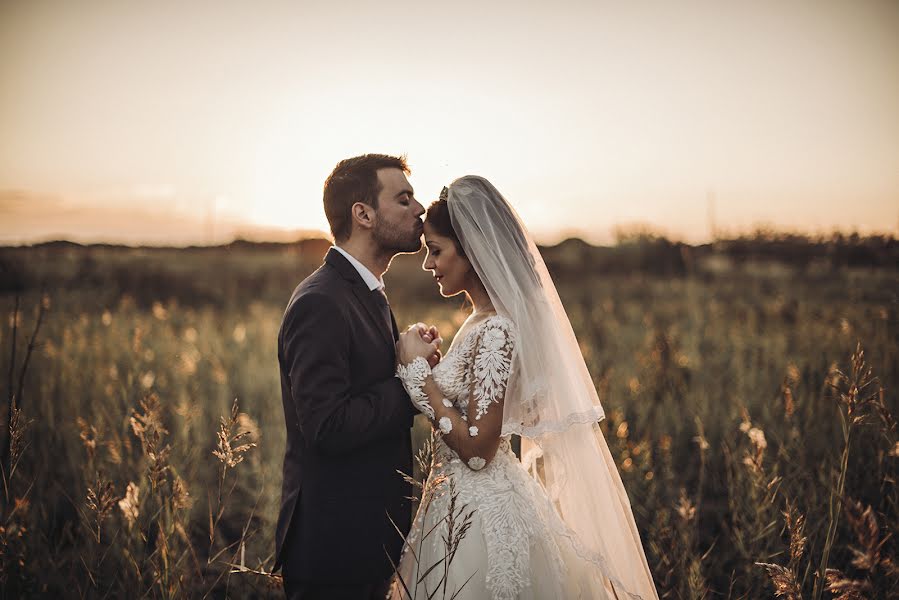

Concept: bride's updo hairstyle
[[425, 192, 466, 257]]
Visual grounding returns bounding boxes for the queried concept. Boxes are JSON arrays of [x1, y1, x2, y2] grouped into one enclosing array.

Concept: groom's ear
[[350, 202, 376, 232]]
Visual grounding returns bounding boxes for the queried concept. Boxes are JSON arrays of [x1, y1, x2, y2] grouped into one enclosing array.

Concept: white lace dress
[[392, 315, 610, 600]]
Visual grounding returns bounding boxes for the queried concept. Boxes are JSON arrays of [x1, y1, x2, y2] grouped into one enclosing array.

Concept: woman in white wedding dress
[[391, 177, 659, 600]]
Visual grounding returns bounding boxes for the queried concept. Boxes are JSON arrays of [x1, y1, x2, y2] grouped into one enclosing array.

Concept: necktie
[[372, 287, 393, 338]]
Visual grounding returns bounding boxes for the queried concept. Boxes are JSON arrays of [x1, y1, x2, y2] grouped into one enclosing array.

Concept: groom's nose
[[413, 200, 425, 218]]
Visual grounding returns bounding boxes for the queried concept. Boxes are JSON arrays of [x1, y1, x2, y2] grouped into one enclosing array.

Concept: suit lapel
[[326, 249, 397, 352], [351, 284, 396, 350]]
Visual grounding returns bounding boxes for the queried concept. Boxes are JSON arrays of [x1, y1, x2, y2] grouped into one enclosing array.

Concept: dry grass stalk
[[86, 473, 118, 544], [757, 501, 806, 600], [76, 417, 99, 462], [823, 499, 899, 598], [118, 481, 140, 530], [757, 562, 802, 600], [209, 398, 257, 549], [824, 568, 871, 600], [130, 393, 171, 491], [784, 501, 807, 571], [3, 400, 31, 494], [813, 344, 885, 600], [390, 430, 477, 600], [212, 398, 257, 470]]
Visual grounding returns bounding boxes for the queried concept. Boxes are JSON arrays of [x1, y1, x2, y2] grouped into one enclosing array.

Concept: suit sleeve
[[281, 291, 413, 456]]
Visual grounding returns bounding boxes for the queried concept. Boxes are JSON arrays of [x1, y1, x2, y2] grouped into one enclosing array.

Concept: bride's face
[[422, 221, 473, 298]]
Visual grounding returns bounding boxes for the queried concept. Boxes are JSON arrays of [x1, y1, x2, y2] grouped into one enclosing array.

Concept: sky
[[1, 0, 897, 245]]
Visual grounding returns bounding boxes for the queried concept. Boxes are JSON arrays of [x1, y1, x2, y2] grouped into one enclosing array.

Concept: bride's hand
[[398, 324, 441, 366], [415, 323, 444, 367], [421, 324, 443, 368]]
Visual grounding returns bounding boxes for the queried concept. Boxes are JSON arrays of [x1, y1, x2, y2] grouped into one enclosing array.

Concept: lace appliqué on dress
[[429, 438, 566, 600], [396, 356, 435, 419], [471, 318, 516, 421]]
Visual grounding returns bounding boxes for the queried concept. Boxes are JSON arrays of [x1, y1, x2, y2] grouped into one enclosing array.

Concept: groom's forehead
[[377, 168, 413, 196]]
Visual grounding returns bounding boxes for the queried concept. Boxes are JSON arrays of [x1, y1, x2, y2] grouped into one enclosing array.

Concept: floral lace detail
[[396, 356, 434, 419], [429, 437, 566, 600], [438, 416, 453, 434], [471, 316, 516, 421]]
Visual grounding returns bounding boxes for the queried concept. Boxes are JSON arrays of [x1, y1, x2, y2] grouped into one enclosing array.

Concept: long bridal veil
[[446, 176, 659, 600]]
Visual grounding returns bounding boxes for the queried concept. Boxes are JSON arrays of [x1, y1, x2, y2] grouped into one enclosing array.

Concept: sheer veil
[[446, 176, 659, 600]]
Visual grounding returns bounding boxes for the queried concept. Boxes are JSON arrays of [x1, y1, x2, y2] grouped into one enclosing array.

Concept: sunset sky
[[1, 0, 897, 245]]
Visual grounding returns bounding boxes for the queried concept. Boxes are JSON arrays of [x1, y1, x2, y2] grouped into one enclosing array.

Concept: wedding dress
[[391, 176, 659, 600], [394, 314, 593, 599]]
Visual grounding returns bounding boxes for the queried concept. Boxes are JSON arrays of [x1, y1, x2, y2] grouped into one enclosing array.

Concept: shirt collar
[[330, 245, 385, 292]]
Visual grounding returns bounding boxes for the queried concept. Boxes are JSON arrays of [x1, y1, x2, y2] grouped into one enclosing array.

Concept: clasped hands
[[396, 323, 443, 368]]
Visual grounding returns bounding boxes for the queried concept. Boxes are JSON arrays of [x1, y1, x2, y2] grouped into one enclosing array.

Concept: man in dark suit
[[275, 154, 440, 599]]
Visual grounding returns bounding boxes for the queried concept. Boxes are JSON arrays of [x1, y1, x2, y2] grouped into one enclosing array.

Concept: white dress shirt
[[330, 245, 385, 292]]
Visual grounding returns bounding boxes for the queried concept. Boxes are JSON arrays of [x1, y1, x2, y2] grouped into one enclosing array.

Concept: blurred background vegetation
[[0, 231, 896, 598]]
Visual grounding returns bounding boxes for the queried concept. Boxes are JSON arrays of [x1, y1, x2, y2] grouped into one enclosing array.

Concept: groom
[[275, 154, 440, 599]]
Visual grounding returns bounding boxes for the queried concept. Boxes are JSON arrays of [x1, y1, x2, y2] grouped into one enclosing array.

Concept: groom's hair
[[323, 154, 410, 243]]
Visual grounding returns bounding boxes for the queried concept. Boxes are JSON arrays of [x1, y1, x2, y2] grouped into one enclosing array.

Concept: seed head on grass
[[675, 488, 696, 523], [118, 482, 140, 530], [76, 417, 99, 461], [86, 473, 118, 544], [829, 343, 887, 427], [130, 394, 171, 490], [824, 569, 871, 600], [6, 400, 32, 481], [212, 399, 257, 469], [172, 475, 192, 511], [756, 562, 802, 600]]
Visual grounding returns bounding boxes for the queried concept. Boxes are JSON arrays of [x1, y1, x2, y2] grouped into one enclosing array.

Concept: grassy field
[[0, 236, 896, 599]]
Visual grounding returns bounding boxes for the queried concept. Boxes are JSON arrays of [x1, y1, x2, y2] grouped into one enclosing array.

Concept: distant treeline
[[0, 232, 896, 307], [542, 231, 899, 279]]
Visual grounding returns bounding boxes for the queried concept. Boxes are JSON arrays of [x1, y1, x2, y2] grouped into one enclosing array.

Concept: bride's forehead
[[423, 230, 452, 246]]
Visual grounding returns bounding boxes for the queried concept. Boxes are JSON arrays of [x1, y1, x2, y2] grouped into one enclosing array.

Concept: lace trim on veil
[[501, 406, 606, 438]]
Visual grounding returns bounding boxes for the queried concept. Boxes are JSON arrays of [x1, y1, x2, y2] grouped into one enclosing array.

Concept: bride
[[391, 176, 659, 600]]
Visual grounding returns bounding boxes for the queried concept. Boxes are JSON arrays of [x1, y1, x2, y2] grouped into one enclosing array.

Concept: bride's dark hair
[[425, 197, 466, 257]]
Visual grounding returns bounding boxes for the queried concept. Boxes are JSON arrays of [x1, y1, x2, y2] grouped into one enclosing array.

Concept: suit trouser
[[283, 578, 391, 600]]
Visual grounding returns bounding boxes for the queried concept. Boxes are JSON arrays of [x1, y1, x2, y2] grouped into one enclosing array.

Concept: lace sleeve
[[396, 357, 435, 419], [470, 316, 516, 422]]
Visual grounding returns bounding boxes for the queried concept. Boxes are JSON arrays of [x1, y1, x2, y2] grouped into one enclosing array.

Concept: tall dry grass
[[0, 240, 896, 598]]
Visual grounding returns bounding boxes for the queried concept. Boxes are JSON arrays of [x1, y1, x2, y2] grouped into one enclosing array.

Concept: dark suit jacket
[[274, 248, 416, 583]]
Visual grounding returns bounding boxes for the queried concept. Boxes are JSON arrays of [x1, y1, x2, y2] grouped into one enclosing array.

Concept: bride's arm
[[419, 373, 504, 470], [397, 317, 515, 470]]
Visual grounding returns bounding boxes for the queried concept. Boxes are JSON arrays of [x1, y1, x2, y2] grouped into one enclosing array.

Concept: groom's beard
[[373, 220, 422, 255]]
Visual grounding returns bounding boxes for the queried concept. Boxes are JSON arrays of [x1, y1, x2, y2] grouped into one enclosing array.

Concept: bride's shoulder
[[475, 313, 517, 341]]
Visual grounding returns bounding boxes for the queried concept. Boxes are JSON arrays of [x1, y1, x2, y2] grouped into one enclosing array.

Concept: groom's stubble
[[370, 169, 425, 257], [372, 216, 423, 255]]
